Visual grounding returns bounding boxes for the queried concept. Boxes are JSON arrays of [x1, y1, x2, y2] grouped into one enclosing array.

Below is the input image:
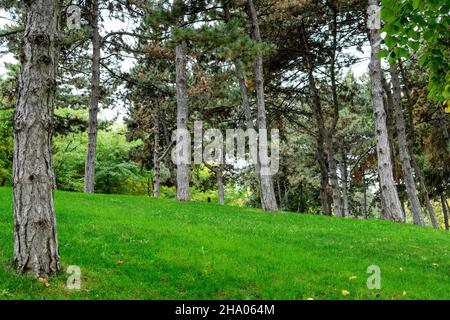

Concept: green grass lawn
[[0, 187, 449, 300]]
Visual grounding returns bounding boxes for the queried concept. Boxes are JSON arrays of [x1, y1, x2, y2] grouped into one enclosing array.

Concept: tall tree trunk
[[224, 3, 273, 210], [381, 73, 399, 179], [300, 24, 331, 216], [398, 63, 438, 227], [390, 63, 425, 225], [153, 109, 160, 198], [326, 3, 343, 217], [340, 146, 350, 217], [84, 0, 100, 193], [441, 191, 449, 230], [247, 0, 278, 211], [175, 41, 190, 201], [13, 0, 60, 277], [367, 0, 404, 222]]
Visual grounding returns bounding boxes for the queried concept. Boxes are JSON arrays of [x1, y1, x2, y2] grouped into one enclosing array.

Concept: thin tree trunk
[[326, 4, 343, 217], [390, 63, 425, 225], [441, 191, 449, 230], [326, 138, 343, 216], [398, 63, 438, 227], [175, 41, 190, 201], [363, 171, 368, 217], [299, 23, 331, 216], [247, 0, 278, 211], [367, 0, 404, 222], [283, 180, 289, 209], [224, 3, 273, 210], [217, 170, 225, 205], [276, 176, 282, 209], [84, 0, 100, 193], [299, 182, 304, 213], [340, 146, 350, 217], [153, 109, 160, 198], [13, 0, 60, 277]]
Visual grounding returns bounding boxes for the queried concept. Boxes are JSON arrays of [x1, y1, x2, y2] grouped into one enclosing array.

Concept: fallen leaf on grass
[[341, 290, 350, 296], [116, 260, 124, 265], [38, 277, 50, 288], [349, 276, 357, 280]]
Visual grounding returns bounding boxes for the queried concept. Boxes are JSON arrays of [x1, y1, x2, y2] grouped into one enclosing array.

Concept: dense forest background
[[0, 0, 449, 229]]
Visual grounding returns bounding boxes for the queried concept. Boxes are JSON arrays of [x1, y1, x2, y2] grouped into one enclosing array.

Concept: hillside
[[0, 187, 448, 300]]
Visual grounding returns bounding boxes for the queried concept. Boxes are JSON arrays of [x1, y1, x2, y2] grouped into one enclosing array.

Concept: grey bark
[[13, 0, 60, 277], [398, 63, 438, 227], [153, 107, 160, 198], [175, 41, 190, 201], [340, 146, 350, 217], [300, 24, 331, 216], [247, 0, 278, 211], [390, 63, 425, 225], [326, 5, 343, 217], [368, 0, 404, 222], [217, 171, 225, 205], [84, 0, 100, 193], [381, 73, 399, 176], [204, 158, 226, 205]]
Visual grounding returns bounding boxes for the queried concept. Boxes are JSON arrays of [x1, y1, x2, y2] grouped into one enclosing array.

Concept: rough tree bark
[[381, 73, 399, 177], [13, 0, 60, 277], [247, 0, 278, 211], [175, 41, 190, 201], [300, 24, 331, 216], [398, 62, 438, 227], [367, 0, 404, 222], [390, 63, 424, 225], [325, 3, 343, 217], [84, 0, 100, 193]]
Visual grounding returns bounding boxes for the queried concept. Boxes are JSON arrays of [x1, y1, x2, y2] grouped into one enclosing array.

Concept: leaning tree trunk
[[367, 0, 404, 222], [247, 0, 278, 211], [300, 24, 331, 216], [13, 0, 60, 277], [390, 63, 425, 225], [381, 73, 399, 180], [175, 41, 190, 201], [84, 0, 101, 193], [398, 63, 438, 227]]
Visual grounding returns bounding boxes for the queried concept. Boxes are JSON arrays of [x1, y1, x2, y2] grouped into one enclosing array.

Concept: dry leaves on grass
[[341, 290, 350, 296], [38, 277, 50, 288]]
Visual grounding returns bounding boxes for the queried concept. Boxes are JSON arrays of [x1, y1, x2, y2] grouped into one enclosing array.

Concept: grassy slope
[[0, 187, 448, 300]]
